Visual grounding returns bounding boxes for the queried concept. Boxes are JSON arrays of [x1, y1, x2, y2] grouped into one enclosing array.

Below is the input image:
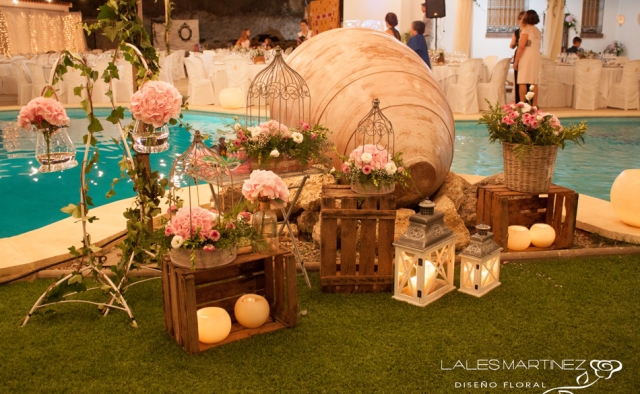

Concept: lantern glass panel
[[398, 251, 418, 297]]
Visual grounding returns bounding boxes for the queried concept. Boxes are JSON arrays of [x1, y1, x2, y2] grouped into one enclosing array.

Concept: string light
[[0, 11, 10, 56]]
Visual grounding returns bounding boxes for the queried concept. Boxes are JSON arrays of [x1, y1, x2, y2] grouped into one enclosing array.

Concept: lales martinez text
[[441, 359, 589, 371]]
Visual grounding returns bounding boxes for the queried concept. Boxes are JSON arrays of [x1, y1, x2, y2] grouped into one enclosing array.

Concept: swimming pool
[[0, 111, 638, 238]]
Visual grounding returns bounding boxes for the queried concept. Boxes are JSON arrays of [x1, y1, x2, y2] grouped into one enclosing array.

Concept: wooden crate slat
[[283, 255, 299, 327], [321, 275, 394, 286], [320, 196, 337, 277], [477, 187, 487, 224], [357, 197, 378, 293], [552, 193, 564, 230], [376, 195, 396, 292], [199, 320, 286, 352], [263, 257, 274, 306], [169, 265, 182, 344], [340, 198, 358, 293], [321, 209, 397, 219], [161, 258, 174, 336], [189, 259, 265, 286], [195, 274, 266, 305], [512, 211, 547, 228], [561, 193, 579, 248], [273, 254, 285, 314], [198, 290, 267, 321], [508, 197, 548, 213]]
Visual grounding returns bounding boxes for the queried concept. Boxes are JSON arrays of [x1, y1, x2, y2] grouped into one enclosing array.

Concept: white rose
[[292, 132, 304, 144], [233, 123, 241, 131], [171, 235, 184, 249], [384, 162, 397, 175], [210, 211, 219, 222], [525, 91, 535, 101], [529, 84, 535, 91], [361, 152, 373, 163], [329, 167, 336, 173], [536, 115, 543, 121], [270, 149, 280, 158], [522, 103, 532, 113], [250, 126, 262, 138], [510, 104, 516, 109]]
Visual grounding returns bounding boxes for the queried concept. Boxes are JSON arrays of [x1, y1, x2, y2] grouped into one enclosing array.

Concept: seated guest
[[236, 29, 251, 49], [297, 19, 313, 45], [262, 37, 273, 50], [407, 21, 431, 68], [566, 37, 583, 54]]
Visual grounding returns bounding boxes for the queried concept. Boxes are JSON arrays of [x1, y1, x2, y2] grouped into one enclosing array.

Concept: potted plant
[[165, 204, 260, 269], [479, 90, 587, 193], [129, 80, 183, 153], [227, 118, 331, 173], [337, 144, 411, 195], [17, 97, 77, 173]]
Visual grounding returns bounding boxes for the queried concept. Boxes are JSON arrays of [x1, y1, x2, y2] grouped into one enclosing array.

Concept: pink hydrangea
[[17, 97, 70, 130], [260, 120, 290, 137], [348, 144, 390, 168], [129, 81, 182, 128], [166, 206, 215, 241], [242, 170, 290, 202]]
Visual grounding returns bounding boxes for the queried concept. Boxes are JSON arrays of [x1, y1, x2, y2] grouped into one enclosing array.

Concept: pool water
[[0, 109, 236, 238], [0, 111, 638, 238], [451, 118, 640, 200]]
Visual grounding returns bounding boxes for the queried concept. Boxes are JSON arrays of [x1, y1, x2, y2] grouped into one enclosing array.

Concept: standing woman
[[513, 10, 541, 107], [385, 13, 402, 40], [297, 19, 314, 45], [236, 29, 251, 49], [509, 11, 526, 103]]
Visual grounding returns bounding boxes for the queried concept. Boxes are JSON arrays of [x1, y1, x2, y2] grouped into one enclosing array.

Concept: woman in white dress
[[513, 10, 541, 107], [297, 20, 313, 45], [236, 29, 251, 49]]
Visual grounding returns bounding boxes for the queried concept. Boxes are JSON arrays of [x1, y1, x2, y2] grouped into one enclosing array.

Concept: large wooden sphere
[[285, 28, 455, 204]]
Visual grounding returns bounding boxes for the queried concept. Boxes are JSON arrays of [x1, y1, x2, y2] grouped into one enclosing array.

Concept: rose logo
[[590, 360, 622, 380], [543, 360, 623, 393]]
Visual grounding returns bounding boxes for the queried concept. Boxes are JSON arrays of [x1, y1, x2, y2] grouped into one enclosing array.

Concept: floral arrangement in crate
[[603, 41, 625, 56], [226, 116, 331, 169], [164, 203, 261, 269], [479, 90, 587, 158], [336, 144, 411, 191], [564, 14, 579, 34]]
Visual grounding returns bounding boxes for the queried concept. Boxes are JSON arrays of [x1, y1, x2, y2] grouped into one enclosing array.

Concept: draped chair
[[477, 58, 510, 111], [446, 58, 483, 114], [573, 59, 602, 110], [537, 58, 567, 108], [483, 55, 498, 77], [607, 60, 640, 110], [10, 61, 32, 105], [159, 53, 175, 85], [92, 60, 117, 104], [184, 57, 215, 105], [25, 62, 51, 101], [223, 56, 251, 107], [114, 59, 134, 103], [61, 66, 87, 105]]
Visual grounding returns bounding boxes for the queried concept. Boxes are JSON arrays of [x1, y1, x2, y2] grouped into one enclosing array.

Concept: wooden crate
[[161, 249, 298, 354], [320, 185, 396, 293], [476, 184, 578, 251]]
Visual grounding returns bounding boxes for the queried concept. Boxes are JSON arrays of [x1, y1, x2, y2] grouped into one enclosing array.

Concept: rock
[[297, 210, 320, 234], [311, 220, 322, 246], [458, 172, 505, 229], [474, 172, 504, 187], [434, 195, 470, 250], [213, 186, 244, 211], [285, 173, 336, 213], [431, 172, 470, 211], [280, 223, 299, 239], [394, 208, 416, 242]]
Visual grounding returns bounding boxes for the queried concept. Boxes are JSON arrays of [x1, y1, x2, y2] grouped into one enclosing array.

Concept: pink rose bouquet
[[337, 144, 410, 189], [224, 116, 331, 169], [241, 170, 290, 203], [129, 81, 182, 128], [17, 97, 70, 131], [480, 91, 587, 155]]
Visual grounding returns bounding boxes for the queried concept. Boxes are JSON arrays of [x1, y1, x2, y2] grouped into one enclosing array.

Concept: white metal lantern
[[459, 223, 502, 298], [393, 199, 457, 306]]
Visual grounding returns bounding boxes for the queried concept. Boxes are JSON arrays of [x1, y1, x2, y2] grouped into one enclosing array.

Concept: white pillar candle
[[197, 307, 232, 344]]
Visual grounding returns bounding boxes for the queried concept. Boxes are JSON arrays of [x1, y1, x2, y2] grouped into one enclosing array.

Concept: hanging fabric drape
[[542, 0, 565, 60], [453, 0, 474, 56], [0, 8, 86, 55]]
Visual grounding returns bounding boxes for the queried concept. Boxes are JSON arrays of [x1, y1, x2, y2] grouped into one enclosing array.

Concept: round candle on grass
[[507, 225, 531, 251], [530, 223, 556, 248], [197, 307, 232, 344], [219, 88, 243, 109], [234, 294, 270, 329], [611, 169, 640, 228]]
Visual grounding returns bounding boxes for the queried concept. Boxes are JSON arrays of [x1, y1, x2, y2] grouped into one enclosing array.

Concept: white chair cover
[[537, 58, 566, 108], [477, 58, 510, 110], [201, 50, 216, 75], [61, 66, 87, 105], [10, 61, 32, 105], [171, 51, 187, 80], [224, 57, 250, 107], [159, 53, 175, 85], [25, 62, 49, 100], [446, 58, 483, 114], [606, 60, 640, 110], [573, 59, 602, 110], [92, 60, 116, 104], [483, 55, 498, 77], [184, 57, 215, 105], [114, 59, 134, 103]]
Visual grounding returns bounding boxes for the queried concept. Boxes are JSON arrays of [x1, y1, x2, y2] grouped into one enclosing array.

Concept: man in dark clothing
[[408, 21, 431, 68], [566, 36, 583, 53]]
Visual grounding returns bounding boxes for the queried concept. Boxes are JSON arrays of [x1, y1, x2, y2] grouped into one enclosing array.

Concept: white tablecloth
[[209, 63, 268, 105], [555, 64, 623, 108], [431, 64, 489, 95]]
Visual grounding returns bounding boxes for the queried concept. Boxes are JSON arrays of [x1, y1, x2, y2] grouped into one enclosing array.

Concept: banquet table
[[209, 62, 269, 105], [555, 64, 624, 108], [431, 64, 490, 95]]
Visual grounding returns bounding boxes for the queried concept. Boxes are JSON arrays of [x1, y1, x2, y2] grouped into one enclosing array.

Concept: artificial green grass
[[1, 255, 639, 393]]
